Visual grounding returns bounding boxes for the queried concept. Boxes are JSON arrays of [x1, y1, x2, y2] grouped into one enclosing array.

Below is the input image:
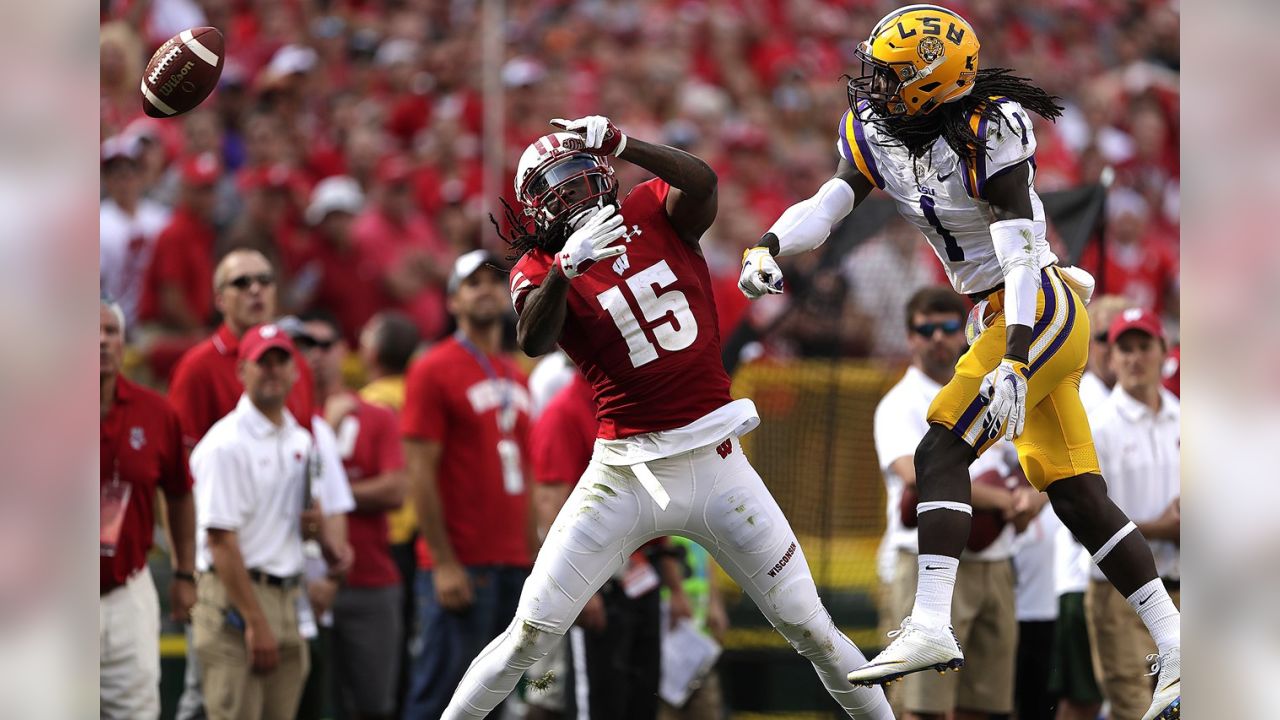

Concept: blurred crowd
[[101, 0, 1178, 372]]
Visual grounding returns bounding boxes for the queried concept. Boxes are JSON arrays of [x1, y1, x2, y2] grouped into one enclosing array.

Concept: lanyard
[[455, 332, 515, 435]]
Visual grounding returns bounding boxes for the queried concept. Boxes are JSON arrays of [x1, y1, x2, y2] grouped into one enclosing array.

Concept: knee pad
[[766, 578, 838, 662], [709, 486, 775, 555]]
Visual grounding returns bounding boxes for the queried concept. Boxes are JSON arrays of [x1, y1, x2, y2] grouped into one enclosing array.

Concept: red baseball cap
[[239, 323, 298, 363], [238, 164, 294, 192], [182, 152, 222, 186], [376, 156, 414, 186], [1107, 307, 1166, 345]]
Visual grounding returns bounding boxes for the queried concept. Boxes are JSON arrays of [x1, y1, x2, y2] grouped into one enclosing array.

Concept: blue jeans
[[401, 565, 528, 720]]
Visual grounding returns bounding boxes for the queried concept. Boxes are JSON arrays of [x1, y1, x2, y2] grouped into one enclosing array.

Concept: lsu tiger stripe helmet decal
[[848, 4, 981, 117]]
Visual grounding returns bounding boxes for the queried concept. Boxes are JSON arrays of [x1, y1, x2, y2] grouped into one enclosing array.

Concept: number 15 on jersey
[[596, 260, 699, 368]]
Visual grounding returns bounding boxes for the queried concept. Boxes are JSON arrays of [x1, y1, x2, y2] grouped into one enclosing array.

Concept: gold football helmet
[[849, 4, 980, 116]]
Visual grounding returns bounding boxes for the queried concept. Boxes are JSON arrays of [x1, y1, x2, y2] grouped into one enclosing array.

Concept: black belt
[[248, 569, 300, 588], [209, 567, 301, 589]]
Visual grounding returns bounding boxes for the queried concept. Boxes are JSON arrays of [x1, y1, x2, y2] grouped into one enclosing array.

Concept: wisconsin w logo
[[612, 253, 630, 276]]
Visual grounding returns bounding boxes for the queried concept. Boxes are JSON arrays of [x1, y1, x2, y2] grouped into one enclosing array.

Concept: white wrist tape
[[770, 178, 857, 256], [990, 218, 1041, 330]]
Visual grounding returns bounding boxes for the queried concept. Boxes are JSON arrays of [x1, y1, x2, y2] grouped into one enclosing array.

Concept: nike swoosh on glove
[[738, 247, 784, 298], [550, 116, 626, 157], [980, 359, 1029, 441], [556, 204, 627, 279]]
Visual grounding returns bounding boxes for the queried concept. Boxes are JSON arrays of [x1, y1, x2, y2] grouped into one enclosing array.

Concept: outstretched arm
[[739, 160, 872, 298], [616, 137, 718, 246], [550, 116, 718, 246]]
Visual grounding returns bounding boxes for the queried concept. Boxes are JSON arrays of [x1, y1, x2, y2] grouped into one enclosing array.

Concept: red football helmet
[[514, 132, 617, 231]]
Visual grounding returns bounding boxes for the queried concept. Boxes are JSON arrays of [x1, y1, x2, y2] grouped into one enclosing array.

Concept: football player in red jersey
[[437, 117, 892, 719]]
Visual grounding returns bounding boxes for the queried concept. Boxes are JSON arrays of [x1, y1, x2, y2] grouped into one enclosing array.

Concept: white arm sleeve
[[990, 218, 1040, 330], [769, 178, 857, 256]]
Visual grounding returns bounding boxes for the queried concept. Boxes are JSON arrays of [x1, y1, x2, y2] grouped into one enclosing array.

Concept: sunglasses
[[224, 273, 275, 291], [911, 319, 964, 338], [1093, 332, 1109, 343], [294, 335, 336, 351]]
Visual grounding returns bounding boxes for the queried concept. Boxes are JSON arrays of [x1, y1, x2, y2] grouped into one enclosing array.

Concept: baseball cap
[[447, 249, 507, 294], [306, 176, 364, 224], [181, 152, 222, 186], [239, 323, 298, 363], [101, 135, 141, 165], [502, 57, 545, 88], [1107, 307, 1166, 345]]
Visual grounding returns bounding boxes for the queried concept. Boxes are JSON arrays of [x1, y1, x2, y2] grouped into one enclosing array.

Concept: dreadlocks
[[489, 197, 573, 261], [873, 68, 1063, 161]]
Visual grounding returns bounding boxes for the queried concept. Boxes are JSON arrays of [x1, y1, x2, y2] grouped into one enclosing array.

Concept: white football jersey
[[837, 97, 1057, 295]]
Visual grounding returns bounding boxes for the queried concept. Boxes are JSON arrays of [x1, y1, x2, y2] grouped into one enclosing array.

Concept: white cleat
[[846, 616, 965, 687], [1141, 647, 1181, 720]]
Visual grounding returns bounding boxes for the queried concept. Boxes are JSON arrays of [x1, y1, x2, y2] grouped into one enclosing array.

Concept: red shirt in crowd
[[138, 207, 216, 327], [402, 336, 532, 570], [291, 231, 385, 344], [101, 377, 191, 594], [168, 323, 315, 448], [353, 207, 453, 341], [531, 374, 598, 487], [333, 395, 405, 588], [510, 179, 733, 439], [1079, 236, 1179, 317]]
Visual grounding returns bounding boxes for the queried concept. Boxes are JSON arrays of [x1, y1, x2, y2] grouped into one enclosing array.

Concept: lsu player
[[738, 6, 1180, 719], [437, 117, 893, 719]]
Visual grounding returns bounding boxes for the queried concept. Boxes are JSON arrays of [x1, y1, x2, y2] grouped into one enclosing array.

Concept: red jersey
[[531, 374, 598, 486], [138, 207, 216, 327], [101, 377, 191, 594], [334, 395, 405, 587], [168, 324, 315, 448], [402, 337, 532, 570], [510, 179, 734, 439]]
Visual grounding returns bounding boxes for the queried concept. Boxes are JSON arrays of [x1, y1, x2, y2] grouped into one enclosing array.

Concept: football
[[899, 467, 1013, 552], [140, 27, 225, 118]]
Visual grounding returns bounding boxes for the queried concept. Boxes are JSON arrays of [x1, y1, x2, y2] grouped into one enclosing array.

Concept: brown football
[[140, 27, 224, 118], [898, 468, 1012, 552]]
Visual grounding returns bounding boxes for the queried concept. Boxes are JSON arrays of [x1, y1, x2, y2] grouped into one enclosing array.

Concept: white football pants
[[441, 435, 893, 719]]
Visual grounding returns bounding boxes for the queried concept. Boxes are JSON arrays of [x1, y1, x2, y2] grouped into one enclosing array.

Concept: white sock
[[911, 554, 959, 628], [1127, 578, 1180, 655]]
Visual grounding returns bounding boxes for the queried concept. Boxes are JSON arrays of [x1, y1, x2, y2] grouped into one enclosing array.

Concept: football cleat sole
[[847, 657, 965, 687], [1156, 697, 1179, 719]]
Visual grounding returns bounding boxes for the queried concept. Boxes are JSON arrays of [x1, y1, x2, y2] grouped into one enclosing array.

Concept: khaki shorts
[[890, 551, 1017, 715], [192, 573, 310, 720], [1085, 580, 1181, 720]]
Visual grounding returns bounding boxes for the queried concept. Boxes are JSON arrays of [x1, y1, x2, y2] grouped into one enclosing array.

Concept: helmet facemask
[[848, 41, 917, 117], [519, 154, 618, 233]]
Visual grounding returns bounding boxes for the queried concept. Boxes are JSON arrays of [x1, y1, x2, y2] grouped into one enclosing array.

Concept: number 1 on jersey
[[920, 195, 965, 261], [597, 260, 699, 368]]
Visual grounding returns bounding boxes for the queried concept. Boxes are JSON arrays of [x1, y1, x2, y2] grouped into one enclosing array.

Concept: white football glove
[[980, 359, 1029, 442], [556, 204, 627, 279], [549, 116, 627, 157], [738, 247, 784, 298]]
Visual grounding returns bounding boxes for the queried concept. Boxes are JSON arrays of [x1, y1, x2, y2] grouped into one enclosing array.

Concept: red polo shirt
[[335, 395, 405, 587], [168, 323, 315, 448], [101, 377, 191, 594], [402, 337, 532, 570], [138, 207, 216, 327]]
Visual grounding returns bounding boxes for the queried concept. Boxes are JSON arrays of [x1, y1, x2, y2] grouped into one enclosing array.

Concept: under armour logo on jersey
[[621, 224, 643, 242], [716, 439, 732, 458], [612, 253, 630, 276]]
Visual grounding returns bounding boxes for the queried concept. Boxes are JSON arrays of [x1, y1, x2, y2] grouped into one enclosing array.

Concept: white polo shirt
[[192, 395, 353, 578], [1089, 385, 1181, 581], [873, 366, 1018, 585], [1054, 370, 1112, 596]]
